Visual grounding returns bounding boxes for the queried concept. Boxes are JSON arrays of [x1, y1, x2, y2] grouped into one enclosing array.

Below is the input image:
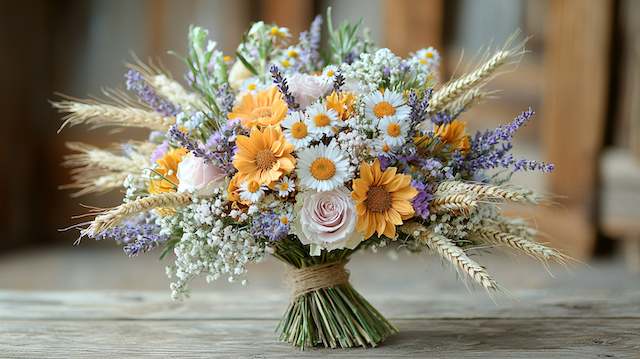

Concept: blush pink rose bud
[[288, 74, 333, 109], [176, 153, 226, 196], [293, 187, 363, 254]]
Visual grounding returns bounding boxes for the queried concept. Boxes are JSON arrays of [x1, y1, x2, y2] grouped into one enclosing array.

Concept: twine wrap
[[286, 261, 350, 299]]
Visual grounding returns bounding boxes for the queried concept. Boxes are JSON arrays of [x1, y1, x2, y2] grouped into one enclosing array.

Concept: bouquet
[[56, 9, 566, 349]]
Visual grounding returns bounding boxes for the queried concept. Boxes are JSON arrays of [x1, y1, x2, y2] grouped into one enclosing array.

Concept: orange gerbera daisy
[[326, 91, 356, 121], [229, 86, 288, 128], [148, 147, 187, 194], [434, 120, 471, 152], [233, 126, 295, 185], [352, 159, 418, 239]]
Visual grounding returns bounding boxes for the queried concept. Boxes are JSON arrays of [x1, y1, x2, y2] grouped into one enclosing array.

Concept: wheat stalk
[[436, 181, 543, 204], [63, 142, 148, 172], [474, 227, 567, 264], [443, 88, 487, 115], [61, 171, 129, 197], [82, 192, 192, 237], [430, 193, 478, 215], [424, 232, 499, 291], [53, 100, 174, 132], [426, 37, 524, 115]]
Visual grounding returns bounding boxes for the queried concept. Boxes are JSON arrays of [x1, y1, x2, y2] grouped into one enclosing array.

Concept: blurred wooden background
[[1, 0, 639, 264]]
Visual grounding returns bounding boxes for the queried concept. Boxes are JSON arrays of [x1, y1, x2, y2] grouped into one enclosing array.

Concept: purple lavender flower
[[125, 69, 179, 116], [150, 141, 169, 163], [411, 180, 433, 220], [333, 72, 345, 93], [408, 89, 432, 129], [270, 65, 299, 110], [204, 119, 243, 174], [295, 15, 323, 72], [251, 212, 289, 242], [169, 124, 215, 162], [94, 215, 168, 257], [456, 108, 555, 174], [215, 83, 235, 115]]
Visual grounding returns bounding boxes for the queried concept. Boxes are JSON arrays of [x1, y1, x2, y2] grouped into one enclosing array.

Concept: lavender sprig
[[251, 212, 289, 242], [169, 124, 215, 162], [270, 65, 299, 110], [333, 72, 345, 93], [94, 215, 168, 257], [125, 69, 179, 117], [215, 83, 235, 116]]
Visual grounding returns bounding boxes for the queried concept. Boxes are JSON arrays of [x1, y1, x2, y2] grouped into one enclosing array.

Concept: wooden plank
[[541, 0, 614, 257], [1, 289, 639, 321], [383, 0, 444, 57], [1, 318, 638, 358], [258, 0, 314, 36]]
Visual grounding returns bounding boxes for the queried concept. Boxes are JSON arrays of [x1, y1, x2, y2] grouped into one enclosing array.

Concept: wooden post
[[258, 0, 314, 36], [383, 0, 444, 57], [542, 0, 613, 257]]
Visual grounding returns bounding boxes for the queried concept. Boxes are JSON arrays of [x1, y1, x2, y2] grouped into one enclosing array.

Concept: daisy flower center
[[247, 180, 260, 193], [373, 101, 395, 118], [287, 50, 298, 58], [366, 186, 392, 212], [419, 59, 427, 65], [313, 114, 331, 127], [280, 216, 289, 225], [310, 157, 336, 180], [252, 106, 273, 120], [291, 122, 308, 139], [255, 150, 277, 170], [387, 123, 402, 137], [382, 143, 391, 152], [280, 182, 289, 191], [247, 83, 257, 91], [426, 52, 434, 59], [281, 59, 291, 68], [326, 70, 335, 77]]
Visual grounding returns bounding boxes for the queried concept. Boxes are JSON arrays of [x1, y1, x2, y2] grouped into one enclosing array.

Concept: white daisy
[[320, 65, 339, 84], [306, 102, 339, 137], [275, 176, 296, 197], [239, 78, 268, 95], [281, 111, 316, 148], [378, 115, 410, 147], [363, 90, 411, 122], [415, 47, 440, 67], [373, 139, 395, 157], [278, 212, 293, 226], [239, 180, 266, 203], [297, 140, 351, 192]]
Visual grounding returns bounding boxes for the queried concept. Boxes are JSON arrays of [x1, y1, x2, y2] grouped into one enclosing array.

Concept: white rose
[[228, 60, 253, 90], [176, 153, 226, 196], [288, 74, 333, 109], [293, 187, 363, 254]]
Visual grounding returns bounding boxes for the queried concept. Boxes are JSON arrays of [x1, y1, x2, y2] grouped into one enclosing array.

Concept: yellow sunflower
[[148, 147, 187, 194], [434, 120, 471, 152], [229, 86, 288, 128], [326, 91, 356, 121], [233, 126, 295, 185], [352, 159, 418, 239]]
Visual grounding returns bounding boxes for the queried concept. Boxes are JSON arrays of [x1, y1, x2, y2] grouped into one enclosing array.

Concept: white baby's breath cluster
[[162, 194, 266, 299], [340, 49, 403, 91], [429, 203, 499, 241]]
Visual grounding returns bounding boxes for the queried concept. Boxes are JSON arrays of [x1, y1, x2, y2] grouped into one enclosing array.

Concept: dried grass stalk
[[436, 181, 543, 204], [53, 100, 174, 132], [474, 227, 567, 263], [83, 192, 192, 237], [430, 193, 478, 215], [423, 232, 499, 291], [443, 88, 489, 115], [427, 38, 524, 115], [61, 171, 129, 197], [63, 142, 148, 172]]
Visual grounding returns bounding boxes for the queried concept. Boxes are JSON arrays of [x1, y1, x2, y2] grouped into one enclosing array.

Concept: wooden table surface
[[1, 248, 639, 358]]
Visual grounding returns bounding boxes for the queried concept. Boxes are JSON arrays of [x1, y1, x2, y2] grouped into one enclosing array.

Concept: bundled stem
[[273, 238, 397, 349]]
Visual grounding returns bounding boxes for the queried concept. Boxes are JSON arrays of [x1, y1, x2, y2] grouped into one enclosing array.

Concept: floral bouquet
[[57, 9, 566, 350]]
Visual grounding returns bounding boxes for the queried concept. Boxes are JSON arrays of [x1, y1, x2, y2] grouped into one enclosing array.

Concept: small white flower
[[415, 47, 440, 67], [306, 103, 339, 137], [268, 25, 290, 39], [239, 180, 266, 203], [373, 139, 395, 157], [281, 111, 316, 148], [320, 65, 339, 84], [377, 115, 410, 147], [297, 140, 351, 192], [363, 90, 410, 122], [275, 176, 296, 197]]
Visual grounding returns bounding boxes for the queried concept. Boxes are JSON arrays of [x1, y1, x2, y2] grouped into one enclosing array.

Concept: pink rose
[[288, 74, 332, 109], [293, 187, 363, 253], [176, 153, 226, 196]]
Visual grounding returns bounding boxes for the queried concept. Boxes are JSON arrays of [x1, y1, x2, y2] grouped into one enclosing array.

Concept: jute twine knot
[[286, 261, 350, 299]]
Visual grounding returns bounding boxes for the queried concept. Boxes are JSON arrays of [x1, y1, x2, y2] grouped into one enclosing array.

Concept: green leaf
[[235, 51, 259, 76]]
